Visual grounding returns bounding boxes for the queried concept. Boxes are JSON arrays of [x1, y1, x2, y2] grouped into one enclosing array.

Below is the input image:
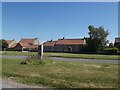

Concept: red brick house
[[43, 37, 86, 53], [43, 40, 56, 52], [14, 38, 40, 52], [5, 39, 17, 50], [55, 38, 86, 53]]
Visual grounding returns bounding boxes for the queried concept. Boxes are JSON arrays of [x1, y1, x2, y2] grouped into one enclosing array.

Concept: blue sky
[[2, 2, 118, 43], [0, 2, 2, 39]]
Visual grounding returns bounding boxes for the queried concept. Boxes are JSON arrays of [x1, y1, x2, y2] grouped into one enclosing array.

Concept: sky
[[2, 2, 118, 43], [0, 2, 2, 39]]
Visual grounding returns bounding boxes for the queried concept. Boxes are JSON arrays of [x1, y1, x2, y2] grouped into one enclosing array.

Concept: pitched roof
[[5, 40, 14, 44], [19, 43, 29, 47], [10, 43, 17, 48], [19, 38, 37, 44], [19, 43, 38, 49], [44, 41, 56, 46], [56, 39, 85, 45]]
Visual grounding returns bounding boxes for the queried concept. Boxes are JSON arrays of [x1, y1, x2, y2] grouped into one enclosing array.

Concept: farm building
[[14, 38, 40, 52], [55, 38, 86, 53], [43, 37, 86, 53], [5, 39, 17, 50], [43, 40, 56, 52]]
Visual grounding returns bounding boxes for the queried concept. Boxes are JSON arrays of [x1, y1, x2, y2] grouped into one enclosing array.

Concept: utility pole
[[38, 44, 43, 59]]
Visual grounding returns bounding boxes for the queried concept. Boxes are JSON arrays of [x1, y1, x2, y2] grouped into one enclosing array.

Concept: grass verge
[[1, 51, 119, 60], [1, 51, 37, 56], [44, 52, 119, 60], [2, 58, 118, 88]]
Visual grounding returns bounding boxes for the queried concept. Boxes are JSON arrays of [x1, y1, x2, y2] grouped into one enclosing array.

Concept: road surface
[[1, 79, 42, 88], [50, 57, 119, 64], [1, 55, 27, 59], [1, 55, 119, 64]]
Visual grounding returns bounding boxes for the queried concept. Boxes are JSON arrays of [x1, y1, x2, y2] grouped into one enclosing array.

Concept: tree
[[0, 39, 8, 51], [86, 25, 109, 53], [109, 42, 114, 48]]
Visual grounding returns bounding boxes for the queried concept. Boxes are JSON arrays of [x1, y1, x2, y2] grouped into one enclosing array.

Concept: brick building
[[14, 38, 40, 51], [5, 39, 17, 50], [43, 40, 56, 52], [43, 37, 86, 53]]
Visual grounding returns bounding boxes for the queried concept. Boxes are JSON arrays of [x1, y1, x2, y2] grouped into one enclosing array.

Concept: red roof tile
[[19, 43, 38, 49], [56, 39, 84, 45], [17, 38, 39, 49], [5, 40, 13, 44], [44, 41, 56, 46], [19, 38, 37, 44], [19, 43, 29, 47], [10, 43, 17, 48]]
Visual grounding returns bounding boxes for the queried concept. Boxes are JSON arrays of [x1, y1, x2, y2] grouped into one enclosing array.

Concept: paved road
[[0, 55, 27, 59], [1, 55, 119, 64], [50, 57, 119, 64], [1, 79, 42, 88]]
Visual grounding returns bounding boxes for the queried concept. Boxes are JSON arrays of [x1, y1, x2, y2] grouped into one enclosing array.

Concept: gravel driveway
[[1, 79, 43, 88]]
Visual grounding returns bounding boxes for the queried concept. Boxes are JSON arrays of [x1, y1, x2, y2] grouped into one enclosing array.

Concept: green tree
[[0, 39, 8, 51], [86, 25, 109, 53]]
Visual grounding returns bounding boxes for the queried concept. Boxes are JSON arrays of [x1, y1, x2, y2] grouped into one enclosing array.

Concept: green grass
[[1, 51, 37, 56], [0, 51, 3, 54], [44, 52, 119, 60], [1, 51, 119, 60], [2, 58, 118, 88]]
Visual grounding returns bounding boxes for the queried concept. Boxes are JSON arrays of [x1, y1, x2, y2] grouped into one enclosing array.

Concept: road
[[1, 55, 119, 64], [0, 55, 27, 59], [1, 79, 42, 88], [50, 57, 119, 64]]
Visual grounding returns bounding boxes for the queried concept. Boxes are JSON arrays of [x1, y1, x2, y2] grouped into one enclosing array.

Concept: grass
[[1, 51, 119, 60], [2, 57, 118, 88], [0, 51, 3, 54], [44, 52, 119, 60], [1, 51, 37, 56]]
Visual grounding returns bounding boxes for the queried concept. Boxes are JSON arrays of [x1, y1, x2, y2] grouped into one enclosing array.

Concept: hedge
[[103, 47, 119, 55]]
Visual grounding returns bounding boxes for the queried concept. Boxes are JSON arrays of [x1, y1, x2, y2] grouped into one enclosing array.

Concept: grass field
[[44, 52, 119, 60], [1, 51, 119, 60], [1, 51, 37, 56], [2, 58, 118, 88], [0, 51, 3, 55]]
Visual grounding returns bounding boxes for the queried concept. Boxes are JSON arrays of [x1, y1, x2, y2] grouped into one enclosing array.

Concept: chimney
[[50, 39, 53, 42], [62, 37, 65, 40], [84, 36, 86, 39]]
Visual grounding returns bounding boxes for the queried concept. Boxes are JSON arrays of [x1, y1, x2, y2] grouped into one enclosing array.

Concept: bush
[[103, 47, 119, 55], [21, 55, 45, 65]]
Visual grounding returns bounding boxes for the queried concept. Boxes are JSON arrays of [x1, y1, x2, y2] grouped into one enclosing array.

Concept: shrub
[[103, 47, 119, 55], [21, 55, 45, 65]]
